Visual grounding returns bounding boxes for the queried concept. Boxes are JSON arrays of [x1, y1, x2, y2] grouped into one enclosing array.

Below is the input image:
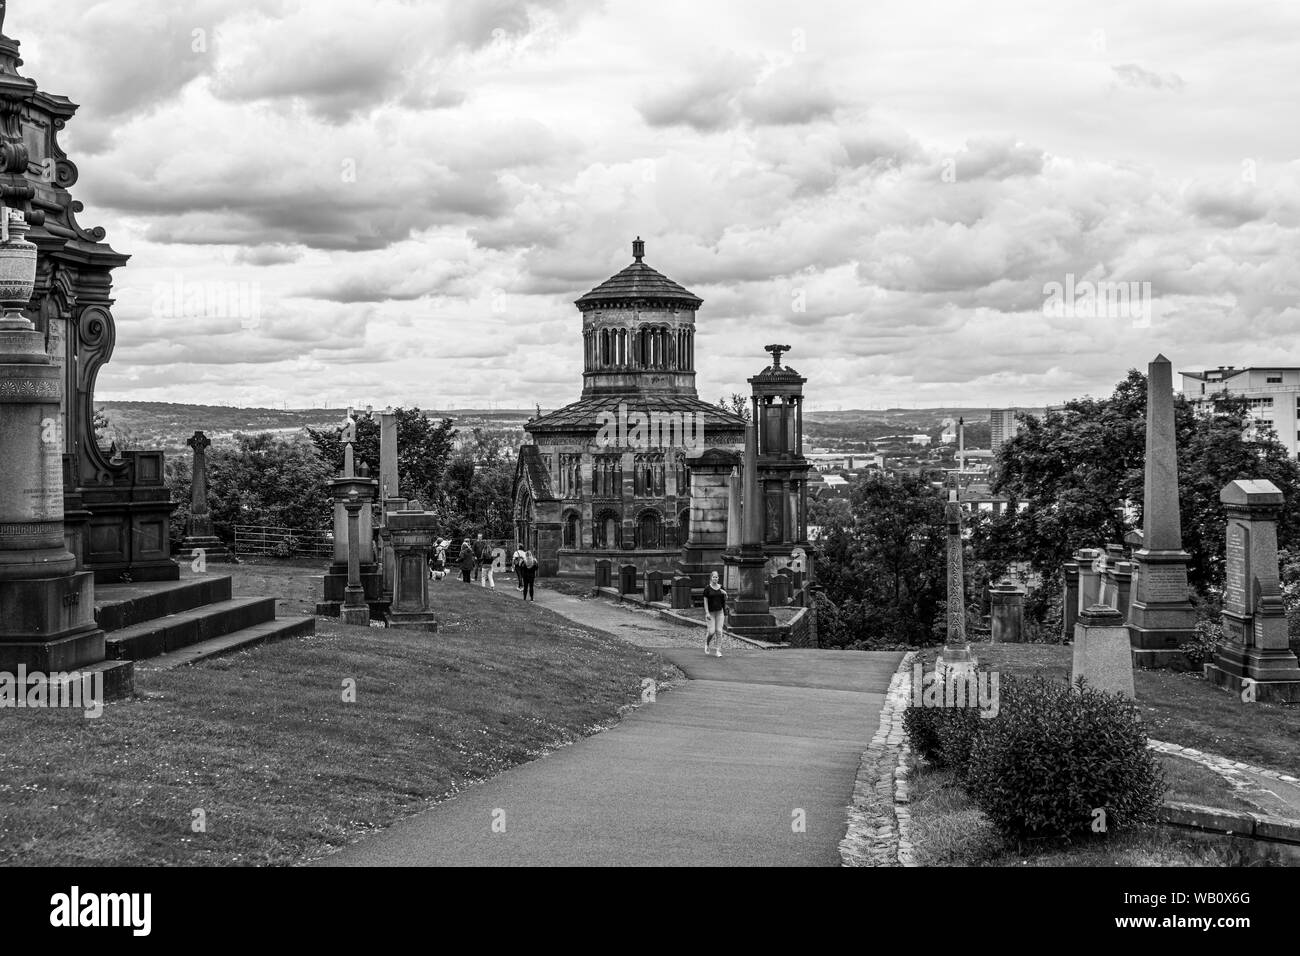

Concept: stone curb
[[839, 651, 915, 867], [1148, 738, 1300, 814], [1159, 801, 1300, 845]]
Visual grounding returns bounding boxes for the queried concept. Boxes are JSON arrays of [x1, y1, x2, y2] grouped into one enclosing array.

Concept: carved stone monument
[[936, 489, 976, 675], [385, 504, 439, 631], [1072, 604, 1135, 698], [316, 419, 380, 617], [1127, 355, 1197, 667], [0, 207, 131, 696], [1206, 480, 1300, 702], [179, 431, 231, 562]]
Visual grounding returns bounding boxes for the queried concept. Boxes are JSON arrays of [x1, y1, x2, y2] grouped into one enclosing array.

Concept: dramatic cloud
[[9, 0, 1300, 410]]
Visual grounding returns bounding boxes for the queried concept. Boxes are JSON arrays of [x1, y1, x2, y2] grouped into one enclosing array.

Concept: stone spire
[[1142, 354, 1182, 551]]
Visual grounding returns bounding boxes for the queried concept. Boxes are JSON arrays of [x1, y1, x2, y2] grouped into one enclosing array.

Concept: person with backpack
[[703, 571, 727, 657], [512, 543, 527, 591], [457, 539, 475, 583], [519, 550, 539, 601], [475, 533, 496, 589]]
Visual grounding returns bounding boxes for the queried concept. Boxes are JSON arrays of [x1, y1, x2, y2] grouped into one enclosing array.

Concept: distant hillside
[[94, 402, 534, 455]]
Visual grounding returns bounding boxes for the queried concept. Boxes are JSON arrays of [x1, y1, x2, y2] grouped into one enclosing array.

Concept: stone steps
[[104, 596, 276, 660], [95, 575, 234, 632], [140, 617, 316, 671]]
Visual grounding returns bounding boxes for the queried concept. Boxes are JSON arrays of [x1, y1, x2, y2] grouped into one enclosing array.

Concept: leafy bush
[[1182, 620, 1221, 670], [273, 535, 300, 559], [965, 676, 1166, 844], [903, 705, 945, 763], [903, 665, 994, 780]]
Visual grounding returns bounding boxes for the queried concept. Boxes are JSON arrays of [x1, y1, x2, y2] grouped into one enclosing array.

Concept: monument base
[[1073, 613, 1135, 698], [387, 612, 439, 633], [340, 604, 371, 627], [1205, 664, 1300, 704], [179, 536, 234, 562], [722, 550, 776, 632], [935, 648, 978, 678], [1128, 622, 1198, 670]]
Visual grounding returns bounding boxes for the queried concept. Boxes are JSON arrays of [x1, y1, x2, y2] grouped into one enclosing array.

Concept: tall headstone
[[989, 578, 1025, 643], [385, 504, 439, 631], [1206, 480, 1300, 702], [0, 208, 131, 696], [936, 489, 976, 674], [379, 406, 399, 504], [179, 430, 231, 562], [1127, 355, 1197, 667]]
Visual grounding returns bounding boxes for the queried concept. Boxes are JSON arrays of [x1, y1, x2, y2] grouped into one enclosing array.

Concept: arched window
[[593, 510, 621, 550], [678, 508, 690, 546], [636, 510, 663, 550], [563, 511, 582, 548]]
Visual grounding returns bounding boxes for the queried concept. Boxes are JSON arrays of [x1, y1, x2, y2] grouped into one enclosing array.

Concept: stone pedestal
[[385, 509, 439, 632], [768, 574, 792, 607], [721, 548, 777, 631], [989, 579, 1025, 643], [1072, 604, 1135, 697], [1102, 559, 1134, 620], [594, 559, 612, 590], [1206, 480, 1300, 702]]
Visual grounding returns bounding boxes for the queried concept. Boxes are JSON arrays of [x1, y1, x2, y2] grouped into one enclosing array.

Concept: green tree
[[817, 473, 948, 647], [307, 407, 456, 506], [717, 393, 752, 422], [982, 370, 1300, 593], [205, 433, 334, 540]]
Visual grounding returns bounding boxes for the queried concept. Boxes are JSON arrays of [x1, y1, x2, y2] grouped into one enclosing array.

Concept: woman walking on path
[[458, 540, 476, 583], [703, 571, 727, 657], [512, 543, 527, 591], [519, 551, 539, 601]]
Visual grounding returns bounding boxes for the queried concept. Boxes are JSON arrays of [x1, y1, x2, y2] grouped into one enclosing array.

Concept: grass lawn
[[909, 764, 1287, 866], [917, 643, 1300, 776], [0, 565, 678, 866]]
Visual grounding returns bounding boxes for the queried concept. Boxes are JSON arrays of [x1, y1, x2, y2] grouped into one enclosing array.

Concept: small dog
[[429, 569, 447, 581]]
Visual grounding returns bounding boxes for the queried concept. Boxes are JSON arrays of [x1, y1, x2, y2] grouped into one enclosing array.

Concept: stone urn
[[0, 209, 37, 317]]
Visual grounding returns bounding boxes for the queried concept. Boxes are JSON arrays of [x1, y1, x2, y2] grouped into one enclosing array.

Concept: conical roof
[[575, 237, 703, 311]]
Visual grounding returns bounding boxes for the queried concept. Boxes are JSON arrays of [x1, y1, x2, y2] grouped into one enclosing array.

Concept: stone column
[[1062, 560, 1079, 641], [317, 446, 379, 616], [937, 489, 976, 674], [1206, 480, 1300, 702], [1072, 604, 1135, 698], [341, 492, 370, 627], [989, 579, 1025, 643], [722, 423, 776, 633], [1128, 354, 1197, 667], [180, 430, 231, 561]]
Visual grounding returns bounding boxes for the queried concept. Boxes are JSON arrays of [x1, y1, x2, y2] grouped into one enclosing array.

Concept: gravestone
[[594, 559, 612, 590], [989, 579, 1025, 643], [644, 569, 666, 603], [385, 506, 439, 632], [340, 493, 369, 626], [1074, 548, 1102, 611], [179, 430, 231, 562], [1206, 480, 1300, 702], [1127, 354, 1197, 666], [619, 564, 638, 595], [670, 575, 693, 609], [316, 426, 380, 616], [768, 574, 791, 607], [1072, 604, 1135, 697]]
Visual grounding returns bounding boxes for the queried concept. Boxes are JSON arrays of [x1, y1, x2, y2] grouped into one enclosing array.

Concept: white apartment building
[[1179, 366, 1300, 458]]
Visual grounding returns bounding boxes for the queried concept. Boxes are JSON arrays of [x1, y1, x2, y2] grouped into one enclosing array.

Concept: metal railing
[[233, 524, 333, 558]]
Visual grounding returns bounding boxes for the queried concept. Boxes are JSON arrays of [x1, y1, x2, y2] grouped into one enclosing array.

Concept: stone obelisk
[[1127, 354, 1197, 667], [936, 488, 976, 675]]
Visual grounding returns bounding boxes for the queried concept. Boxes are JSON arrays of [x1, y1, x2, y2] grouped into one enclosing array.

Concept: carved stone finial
[[187, 430, 211, 453], [765, 344, 791, 367], [632, 236, 645, 262]]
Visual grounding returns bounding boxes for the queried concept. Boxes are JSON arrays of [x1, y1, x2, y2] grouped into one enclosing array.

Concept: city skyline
[[17, 0, 1300, 410]]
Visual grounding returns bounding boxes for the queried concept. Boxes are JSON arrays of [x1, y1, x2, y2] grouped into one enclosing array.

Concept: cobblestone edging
[[1148, 738, 1300, 812], [839, 651, 915, 867]]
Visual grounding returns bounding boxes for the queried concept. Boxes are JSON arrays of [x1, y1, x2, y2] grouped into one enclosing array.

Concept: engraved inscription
[[1224, 523, 1248, 612], [1142, 565, 1188, 603]]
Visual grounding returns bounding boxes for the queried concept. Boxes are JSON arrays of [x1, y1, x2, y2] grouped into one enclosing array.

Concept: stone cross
[[186, 430, 212, 525]]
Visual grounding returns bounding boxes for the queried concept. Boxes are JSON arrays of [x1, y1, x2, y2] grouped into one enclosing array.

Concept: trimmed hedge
[[964, 676, 1166, 842]]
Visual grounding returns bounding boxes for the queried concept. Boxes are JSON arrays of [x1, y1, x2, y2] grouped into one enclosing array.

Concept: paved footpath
[[315, 592, 902, 866]]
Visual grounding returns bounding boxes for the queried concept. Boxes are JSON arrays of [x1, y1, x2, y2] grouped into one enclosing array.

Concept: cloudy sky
[[16, 0, 1300, 411]]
